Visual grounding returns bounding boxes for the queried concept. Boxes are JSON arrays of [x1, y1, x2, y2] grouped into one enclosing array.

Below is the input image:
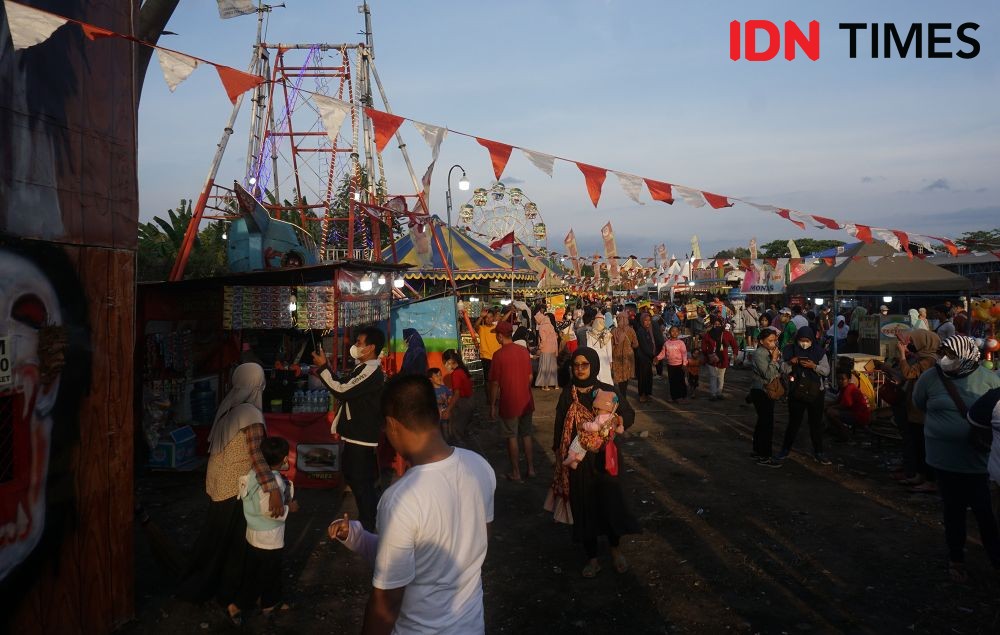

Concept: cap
[[880, 305, 889, 311], [492, 321, 513, 337], [779, 308, 792, 315]]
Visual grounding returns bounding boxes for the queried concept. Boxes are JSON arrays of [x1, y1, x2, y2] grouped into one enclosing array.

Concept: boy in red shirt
[[825, 372, 870, 440], [488, 321, 536, 481]]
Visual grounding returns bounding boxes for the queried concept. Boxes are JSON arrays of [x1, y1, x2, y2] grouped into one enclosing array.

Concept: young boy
[[427, 367, 453, 440], [686, 334, 703, 399], [825, 372, 870, 440], [230, 436, 298, 624]]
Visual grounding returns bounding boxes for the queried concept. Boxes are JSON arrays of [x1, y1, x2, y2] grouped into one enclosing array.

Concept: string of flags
[[3, 0, 265, 104]]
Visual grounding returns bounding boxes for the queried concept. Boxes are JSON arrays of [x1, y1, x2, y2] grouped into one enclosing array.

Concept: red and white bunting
[[411, 121, 448, 163], [702, 191, 732, 209], [644, 179, 674, 205], [674, 186, 706, 208], [521, 148, 555, 177], [157, 49, 200, 93], [845, 223, 874, 243], [366, 108, 405, 154], [4, 0, 67, 50], [216, 0, 256, 19], [476, 137, 513, 180], [577, 163, 608, 207], [215, 64, 265, 104]]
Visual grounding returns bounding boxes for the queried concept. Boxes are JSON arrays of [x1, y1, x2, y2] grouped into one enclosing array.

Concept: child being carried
[[563, 389, 622, 469]]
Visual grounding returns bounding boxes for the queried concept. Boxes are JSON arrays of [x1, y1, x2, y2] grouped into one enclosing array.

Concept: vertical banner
[[656, 243, 668, 270], [564, 229, 581, 277], [749, 237, 758, 260], [690, 235, 702, 260], [601, 222, 619, 281]]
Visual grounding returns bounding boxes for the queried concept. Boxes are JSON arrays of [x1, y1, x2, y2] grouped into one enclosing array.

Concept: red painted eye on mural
[[11, 295, 48, 330]]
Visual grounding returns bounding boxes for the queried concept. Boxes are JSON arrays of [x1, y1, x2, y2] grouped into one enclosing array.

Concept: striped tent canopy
[[382, 216, 535, 281]]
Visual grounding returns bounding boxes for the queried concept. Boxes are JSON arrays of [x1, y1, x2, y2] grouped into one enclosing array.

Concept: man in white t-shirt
[[329, 374, 496, 634]]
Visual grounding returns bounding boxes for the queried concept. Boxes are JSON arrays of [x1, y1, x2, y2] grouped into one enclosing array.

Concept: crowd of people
[[178, 296, 1000, 631]]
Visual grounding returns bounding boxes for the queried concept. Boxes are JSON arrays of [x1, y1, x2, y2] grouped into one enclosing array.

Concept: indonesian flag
[[490, 231, 516, 258]]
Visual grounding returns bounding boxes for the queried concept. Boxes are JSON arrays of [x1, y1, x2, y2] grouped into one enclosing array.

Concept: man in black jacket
[[635, 312, 662, 403], [313, 326, 386, 531]]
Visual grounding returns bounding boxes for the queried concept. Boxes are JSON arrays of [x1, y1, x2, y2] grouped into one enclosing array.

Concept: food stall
[[136, 260, 408, 488]]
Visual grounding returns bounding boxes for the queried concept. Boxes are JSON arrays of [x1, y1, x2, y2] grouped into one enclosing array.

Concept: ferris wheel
[[458, 182, 548, 251]]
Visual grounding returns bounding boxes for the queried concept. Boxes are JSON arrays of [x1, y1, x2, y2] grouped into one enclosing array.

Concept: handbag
[[879, 380, 903, 406], [764, 376, 786, 400], [933, 366, 992, 453]]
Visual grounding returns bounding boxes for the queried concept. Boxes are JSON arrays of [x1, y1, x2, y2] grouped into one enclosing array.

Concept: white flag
[[156, 49, 200, 92], [872, 228, 902, 251], [521, 148, 555, 177], [217, 0, 256, 19], [746, 202, 778, 213], [787, 240, 800, 259], [313, 94, 352, 145], [411, 121, 447, 163], [4, 0, 68, 50], [614, 172, 645, 205], [675, 185, 706, 208]]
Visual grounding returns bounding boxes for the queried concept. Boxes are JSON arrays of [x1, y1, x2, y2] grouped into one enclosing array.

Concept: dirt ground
[[122, 368, 1000, 634]]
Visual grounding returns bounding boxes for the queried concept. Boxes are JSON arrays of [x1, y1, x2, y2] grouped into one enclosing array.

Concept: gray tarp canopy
[[787, 241, 972, 293]]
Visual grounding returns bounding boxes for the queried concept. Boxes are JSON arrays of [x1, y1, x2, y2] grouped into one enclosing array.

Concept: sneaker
[[773, 450, 789, 462], [814, 453, 832, 466], [750, 452, 762, 461], [756, 457, 783, 468]]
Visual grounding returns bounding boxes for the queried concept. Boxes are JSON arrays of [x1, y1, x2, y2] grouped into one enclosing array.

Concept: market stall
[[136, 260, 408, 488]]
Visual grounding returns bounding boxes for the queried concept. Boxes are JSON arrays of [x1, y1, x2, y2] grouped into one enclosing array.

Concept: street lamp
[[446, 164, 468, 275]]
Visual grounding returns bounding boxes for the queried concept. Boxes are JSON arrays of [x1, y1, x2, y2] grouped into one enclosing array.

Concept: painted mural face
[[0, 250, 63, 582]]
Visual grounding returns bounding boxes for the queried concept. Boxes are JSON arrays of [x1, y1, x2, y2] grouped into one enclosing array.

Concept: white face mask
[[939, 356, 961, 371], [350, 344, 366, 361], [798, 341, 812, 350]]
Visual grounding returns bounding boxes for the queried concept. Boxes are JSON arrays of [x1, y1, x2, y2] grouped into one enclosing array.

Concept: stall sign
[[859, 316, 881, 355], [880, 315, 912, 340], [0, 336, 10, 387]]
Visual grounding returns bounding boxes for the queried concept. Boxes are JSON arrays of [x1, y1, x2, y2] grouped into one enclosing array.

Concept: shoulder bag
[[933, 366, 992, 453]]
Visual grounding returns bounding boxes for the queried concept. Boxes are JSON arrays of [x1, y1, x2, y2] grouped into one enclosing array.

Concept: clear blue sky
[[139, 0, 999, 258]]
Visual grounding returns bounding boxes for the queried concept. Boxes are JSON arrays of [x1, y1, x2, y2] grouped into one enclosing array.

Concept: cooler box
[[148, 425, 198, 469]]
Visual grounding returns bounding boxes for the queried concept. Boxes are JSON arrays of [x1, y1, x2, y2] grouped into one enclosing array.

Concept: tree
[[137, 199, 228, 281], [957, 228, 1000, 251], [713, 247, 751, 259], [759, 238, 845, 258]]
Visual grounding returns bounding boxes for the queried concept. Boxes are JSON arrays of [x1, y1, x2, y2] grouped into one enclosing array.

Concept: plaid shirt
[[246, 423, 276, 493]]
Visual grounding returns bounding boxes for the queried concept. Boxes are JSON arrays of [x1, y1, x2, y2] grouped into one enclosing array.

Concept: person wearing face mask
[[312, 326, 387, 532], [913, 335, 1000, 583], [776, 326, 832, 465]]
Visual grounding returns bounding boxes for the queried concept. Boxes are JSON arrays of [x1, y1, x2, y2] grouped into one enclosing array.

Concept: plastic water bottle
[[292, 391, 303, 413]]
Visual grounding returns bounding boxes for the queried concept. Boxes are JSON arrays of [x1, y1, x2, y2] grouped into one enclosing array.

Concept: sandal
[[226, 603, 242, 626], [582, 561, 601, 578], [613, 552, 629, 574], [948, 562, 968, 583], [261, 602, 291, 616]]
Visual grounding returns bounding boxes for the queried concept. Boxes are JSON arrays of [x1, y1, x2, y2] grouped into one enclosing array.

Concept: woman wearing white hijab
[[586, 316, 615, 385], [181, 363, 281, 606]]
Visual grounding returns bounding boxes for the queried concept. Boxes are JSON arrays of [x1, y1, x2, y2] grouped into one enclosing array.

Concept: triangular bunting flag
[[892, 230, 912, 256], [846, 223, 873, 243], [675, 186, 706, 208], [929, 236, 958, 256], [217, 0, 257, 19], [873, 229, 902, 252], [644, 179, 673, 204], [521, 148, 555, 177], [811, 214, 841, 230], [476, 138, 513, 180], [157, 49, 201, 93], [577, 163, 608, 207], [614, 172, 645, 205], [411, 121, 448, 163], [313, 94, 352, 144], [777, 209, 806, 230], [747, 202, 778, 213], [215, 64, 264, 104], [703, 191, 732, 209], [4, 0, 68, 50], [80, 23, 115, 40], [823, 257, 835, 266], [366, 107, 405, 154]]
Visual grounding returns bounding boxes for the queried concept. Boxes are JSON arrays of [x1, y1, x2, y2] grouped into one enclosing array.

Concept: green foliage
[[956, 228, 1000, 251], [326, 167, 401, 252], [136, 199, 228, 281], [713, 247, 751, 259], [759, 238, 845, 258]]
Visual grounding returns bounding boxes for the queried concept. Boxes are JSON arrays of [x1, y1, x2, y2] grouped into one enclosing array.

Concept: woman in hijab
[[545, 347, 640, 578], [701, 315, 738, 400], [586, 315, 615, 385], [776, 326, 832, 464], [826, 315, 849, 351], [913, 335, 1000, 582], [610, 311, 639, 402], [535, 312, 559, 391], [911, 308, 930, 331], [849, 305, 868, 332], [180, 363, 280, 607], [891, 330, 941, 491], [400, 327, 428, 375]]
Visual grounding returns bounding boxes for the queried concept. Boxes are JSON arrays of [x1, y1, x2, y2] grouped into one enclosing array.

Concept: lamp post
[[446, 164, 470, 275]]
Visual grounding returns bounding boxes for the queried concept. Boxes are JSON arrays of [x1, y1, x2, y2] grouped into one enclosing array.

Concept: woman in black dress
[[545, 347, 641, 577]]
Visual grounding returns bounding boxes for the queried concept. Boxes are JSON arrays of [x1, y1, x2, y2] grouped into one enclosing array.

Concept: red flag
[[811, 215, 841, 230], [823, 257, 835, 266], [777, 209, 805, 230], [703, 191, 732, 209], [80, 23, 115, 40], [577, 163, 608, 207], [476, 138, 513, 180], [644, 178, 674, 204], [930, 236, 959, 256], [892, 230, 912, 257], [852, 224, 874, 243], [490, 231, 515, 250], [366, 108, 405, 154], [215, 65, 264, 104]]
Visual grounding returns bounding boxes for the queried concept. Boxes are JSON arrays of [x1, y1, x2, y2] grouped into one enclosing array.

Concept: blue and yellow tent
[[382, 216, 535, 281]]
